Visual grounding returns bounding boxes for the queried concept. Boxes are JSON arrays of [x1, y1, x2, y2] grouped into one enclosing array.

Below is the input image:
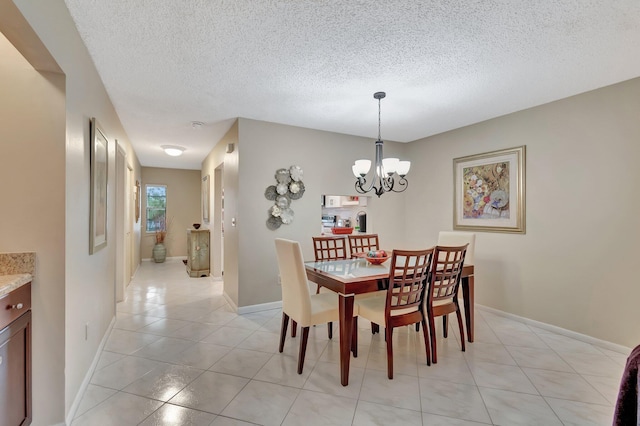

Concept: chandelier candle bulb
[[353, 159, 371, 177], [382, 157, 399, 175], [397, 161, 411, 176]]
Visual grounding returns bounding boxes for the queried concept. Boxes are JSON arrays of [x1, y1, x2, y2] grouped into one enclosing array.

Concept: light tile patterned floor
[[72, 259, 626, 425]]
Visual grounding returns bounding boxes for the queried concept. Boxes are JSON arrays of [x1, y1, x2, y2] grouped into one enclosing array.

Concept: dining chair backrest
[[427, 244, 468, 302], [275, 238, 312, 324], [386, 248, 433, 318], [437, 231, 475, 265], [312, 236, 347, 261], [348, 234, 380, 258]]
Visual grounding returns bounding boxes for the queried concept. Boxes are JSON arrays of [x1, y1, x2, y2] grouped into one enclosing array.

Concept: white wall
[[3, 1, 142, 423], [404, 77, 640, 348]]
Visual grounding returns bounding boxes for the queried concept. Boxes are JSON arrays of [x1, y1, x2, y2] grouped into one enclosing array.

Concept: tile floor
[[71, 259, 627, 425]]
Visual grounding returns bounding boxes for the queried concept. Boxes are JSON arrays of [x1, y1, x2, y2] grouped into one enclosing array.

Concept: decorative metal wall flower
[[265, 165, 304, 230]]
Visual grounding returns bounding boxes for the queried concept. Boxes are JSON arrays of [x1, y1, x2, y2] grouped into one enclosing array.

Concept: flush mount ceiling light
[[161, 145, 185, 157], [352, 92, 410, 197]]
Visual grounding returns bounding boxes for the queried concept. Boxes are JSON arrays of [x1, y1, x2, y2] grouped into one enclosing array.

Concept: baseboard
[[237, 300, 282, 315], [477, 304, 632, 355], [141, 256, 183, 262], [65, 316, 117, 425], [131, 262, 140, 278], [223, 291, 238, 312], [222, 292, 282, 315]]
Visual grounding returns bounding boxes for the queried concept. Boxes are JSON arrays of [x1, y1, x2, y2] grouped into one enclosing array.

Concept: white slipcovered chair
[[275, 238, 356, 374]]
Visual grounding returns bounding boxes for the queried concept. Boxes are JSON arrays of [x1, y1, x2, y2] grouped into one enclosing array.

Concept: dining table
[[304, 256, 475, 386]]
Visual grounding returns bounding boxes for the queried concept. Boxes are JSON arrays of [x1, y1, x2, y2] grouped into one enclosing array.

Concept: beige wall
[[222, 82, 640, 349], [404, 77, 640, 348], [3, 1, 142, 424], [0, 32, 66, 425], [236, 118, 407, 307], [141, 167, 202, 259], [202, 122, 239, 302]]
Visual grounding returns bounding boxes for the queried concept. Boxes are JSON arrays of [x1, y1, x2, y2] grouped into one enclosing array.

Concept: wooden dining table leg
[[461, 274, 474, 342], [338, 293, 355, 386]]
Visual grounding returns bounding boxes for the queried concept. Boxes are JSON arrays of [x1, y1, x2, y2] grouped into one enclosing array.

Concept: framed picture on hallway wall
[[134, 180, 141, 223], [90, 117, 109, 253], [202, 175, 210, 223], [453, 146, 526, 234]]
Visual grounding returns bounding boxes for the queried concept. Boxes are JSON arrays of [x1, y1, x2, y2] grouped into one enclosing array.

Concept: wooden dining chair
[[416, 232, 475, 332], [275, 238, 342, 374], [347, 234, 386, 334], [354, 248, 434, 379], [313, 236, 348, 263], [425, 244, 468, 364], [307, 236, 347, 339], [436, 231, 475, 337], [437, 231, 475, 266], [347, 234, 380, 258]]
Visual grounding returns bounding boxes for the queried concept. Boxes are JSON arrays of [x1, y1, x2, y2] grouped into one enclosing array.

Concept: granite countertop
[[0, 274, 32, 297]]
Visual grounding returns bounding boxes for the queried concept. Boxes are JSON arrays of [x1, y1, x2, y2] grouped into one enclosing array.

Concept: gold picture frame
[[90, 117, 109, 253], [453, 146, 526, 234], [202, 175, 210, 223], [134, 180, 141, 223]]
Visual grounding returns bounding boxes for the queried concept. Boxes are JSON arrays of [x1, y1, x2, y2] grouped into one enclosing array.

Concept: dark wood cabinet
[[0, 283, 32, 426]]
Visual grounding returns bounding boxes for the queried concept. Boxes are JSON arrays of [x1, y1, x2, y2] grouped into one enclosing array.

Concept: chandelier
[[352, 92, 410, 197]]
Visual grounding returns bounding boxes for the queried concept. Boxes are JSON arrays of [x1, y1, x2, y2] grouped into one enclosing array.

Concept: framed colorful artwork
[[453, 146, 526, 234]]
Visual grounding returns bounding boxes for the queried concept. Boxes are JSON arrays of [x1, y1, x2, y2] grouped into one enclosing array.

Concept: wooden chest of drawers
[[187, 229, 210, 277]]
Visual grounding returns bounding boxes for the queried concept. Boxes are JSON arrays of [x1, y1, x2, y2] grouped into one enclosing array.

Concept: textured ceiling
[[63, 0, 640, 170]]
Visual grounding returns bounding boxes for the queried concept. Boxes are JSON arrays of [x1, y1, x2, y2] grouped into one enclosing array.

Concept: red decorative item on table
[[331, 227, 354, 235]]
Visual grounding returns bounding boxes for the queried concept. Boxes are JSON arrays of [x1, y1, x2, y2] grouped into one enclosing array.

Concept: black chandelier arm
[[355, 175, 407, 197], [355, 177, 376, 195], [390, 176, 408, 193]]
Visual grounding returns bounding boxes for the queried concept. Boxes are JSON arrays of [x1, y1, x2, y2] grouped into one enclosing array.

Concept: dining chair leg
[[351, 317, 358, 357], [279, 313, 289, 353], [455, 303, 466, 352], [443, 315, 448, 338], [297, 326, 310, 374], [291, 320, 297, 337], [385, 326, 394, 379], [428, 311, 438, 364], [420, 318, 431, 366], [328, 322, 333, 339]]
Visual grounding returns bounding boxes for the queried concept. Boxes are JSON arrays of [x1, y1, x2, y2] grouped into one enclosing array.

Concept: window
[[146, 184, 167, 232]]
